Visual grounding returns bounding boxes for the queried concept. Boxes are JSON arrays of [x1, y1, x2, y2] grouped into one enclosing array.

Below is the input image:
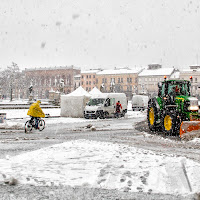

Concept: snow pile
[[0, 140, 199, 195]]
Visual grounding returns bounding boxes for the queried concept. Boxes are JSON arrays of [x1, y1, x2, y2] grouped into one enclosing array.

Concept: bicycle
[[25, 117, 45, 133]]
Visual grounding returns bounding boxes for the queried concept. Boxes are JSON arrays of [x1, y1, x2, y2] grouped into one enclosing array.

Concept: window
[[89, 75, 91, 78], [96, 78, 98, 84], [105, 78, 107, 83], [86, 81, 88, 85], [195, 78, 197, 83], [149, 78, 151, 81], [86, 87, 88, 91], [86, 75, 88, 78], [118, 78, 120, 83], [127, 78, 129, 83], [121, 78, 123, 83], [130, 78, 132, 83], [161, 84, 165, 96], [81, 81, 83, 85], [93, 81, 95, 84], [110, 98, 115, 106], [102, 78, 104, 83], [145, 78, 147, 81], [89, 87, 91, 91], [93, 75, 95, 78], [82, 75, 84, 79], [89, 81, 91, 85]]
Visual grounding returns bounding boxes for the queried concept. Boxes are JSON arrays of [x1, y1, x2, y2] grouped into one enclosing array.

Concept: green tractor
[[147, 77, 200, 136]]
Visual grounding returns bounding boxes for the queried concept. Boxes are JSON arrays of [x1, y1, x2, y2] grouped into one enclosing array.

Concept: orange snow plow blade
[[180, 121, 200, 138]]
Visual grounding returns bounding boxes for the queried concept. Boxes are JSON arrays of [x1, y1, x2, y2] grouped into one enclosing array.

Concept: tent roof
[[67, 86, 91, 97], [89, 87, 102, 95]]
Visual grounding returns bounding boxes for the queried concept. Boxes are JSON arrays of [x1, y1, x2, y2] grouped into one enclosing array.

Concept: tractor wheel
[[147, 101, 158, 131], [162, 111, 179, 136]]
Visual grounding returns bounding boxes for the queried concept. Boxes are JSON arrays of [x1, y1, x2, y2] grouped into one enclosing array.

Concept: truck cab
[[84, 93, 127, 119]]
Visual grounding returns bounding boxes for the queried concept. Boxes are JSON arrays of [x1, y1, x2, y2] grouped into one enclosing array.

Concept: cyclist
[[27, 100, 45, 129]]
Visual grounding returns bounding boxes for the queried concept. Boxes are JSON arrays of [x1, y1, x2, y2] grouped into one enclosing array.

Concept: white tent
[[89, 87, 102, 95], [60, 86, 91, 118]]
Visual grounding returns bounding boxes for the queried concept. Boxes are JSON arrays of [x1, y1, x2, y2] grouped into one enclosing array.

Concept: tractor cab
[[158, 80, 191, 106], [158, 80, 191, 98]]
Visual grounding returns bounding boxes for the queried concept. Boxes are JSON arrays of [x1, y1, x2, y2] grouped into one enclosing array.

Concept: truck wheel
[[84, 114, 89, 119], [147, 101, 158, 131], [121, 110, 126, 117], [162, 111, 178, 136], [99, 111, 105, 119]]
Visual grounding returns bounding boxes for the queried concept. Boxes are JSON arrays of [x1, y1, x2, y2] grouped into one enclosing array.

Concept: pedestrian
[[27, 100, 45, 129], [116, 100, 122, 118]]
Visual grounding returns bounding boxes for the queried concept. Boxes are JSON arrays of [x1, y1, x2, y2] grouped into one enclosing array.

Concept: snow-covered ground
[[0, 139, 200, 195], [0, 100, 200, 197], [0, 100, 144, 130]]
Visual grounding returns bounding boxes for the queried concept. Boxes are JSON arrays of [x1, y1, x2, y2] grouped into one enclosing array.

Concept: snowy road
[[0, 109, 200, 199]]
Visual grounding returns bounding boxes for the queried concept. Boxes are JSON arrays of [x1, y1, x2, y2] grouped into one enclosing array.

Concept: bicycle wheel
[[25, 120, 33, 133], [38, 119, 45, 131]]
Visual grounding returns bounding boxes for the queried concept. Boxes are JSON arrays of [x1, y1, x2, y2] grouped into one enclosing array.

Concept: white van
[[84, 93, 127, 119], [132, 94, 149, 111]]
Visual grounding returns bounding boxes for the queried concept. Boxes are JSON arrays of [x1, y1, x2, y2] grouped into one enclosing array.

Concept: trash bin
[[0, 113, 6, 123]]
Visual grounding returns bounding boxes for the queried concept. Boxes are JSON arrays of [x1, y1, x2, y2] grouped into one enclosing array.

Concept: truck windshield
[[87, 98, 105, 106]]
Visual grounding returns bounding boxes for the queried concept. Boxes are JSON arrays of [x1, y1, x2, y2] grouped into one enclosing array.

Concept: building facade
[[96, 68, 141, 99], [138, 64, 175, 96], [23, 66, 80, 99], [81, 70, 100, 92], [74, 74, 81, 90]]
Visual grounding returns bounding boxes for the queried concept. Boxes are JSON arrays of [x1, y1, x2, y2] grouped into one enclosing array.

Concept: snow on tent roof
[[67, 86, 91, 97], [89, 87, 102, 95], [138, 68, 174, 76]]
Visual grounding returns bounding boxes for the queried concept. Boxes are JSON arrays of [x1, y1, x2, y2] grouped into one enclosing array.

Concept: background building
[[74, 74, 81, 90], [81, 70, 101, 92], [96, 68, 141, 99], [23, 66, 80, 99], [138, 64, 175, 96]]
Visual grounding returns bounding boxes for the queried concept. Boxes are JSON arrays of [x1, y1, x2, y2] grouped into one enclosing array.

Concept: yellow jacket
[[27, 100, 45, 118]]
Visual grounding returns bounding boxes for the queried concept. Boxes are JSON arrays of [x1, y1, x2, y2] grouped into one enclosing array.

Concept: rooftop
[[24, 65, 80, 71], [97, 68, 142, 75], [81, 69, 101, 74], [138, 67, 175, 76]]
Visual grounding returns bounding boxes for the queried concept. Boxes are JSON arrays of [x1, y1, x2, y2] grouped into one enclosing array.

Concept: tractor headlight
[[188, 97, 199, 111], [188, 105, 199, 111]]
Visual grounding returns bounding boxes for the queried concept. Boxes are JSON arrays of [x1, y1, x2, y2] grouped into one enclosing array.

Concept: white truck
[[84, 93, 127, 119], [132, 94, 149, 111]]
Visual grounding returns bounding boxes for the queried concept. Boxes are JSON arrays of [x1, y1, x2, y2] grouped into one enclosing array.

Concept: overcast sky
[[1, 0, 200, 70]]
